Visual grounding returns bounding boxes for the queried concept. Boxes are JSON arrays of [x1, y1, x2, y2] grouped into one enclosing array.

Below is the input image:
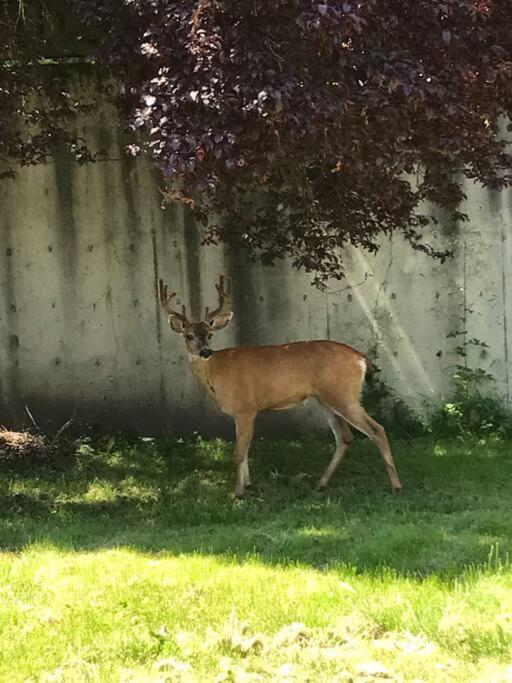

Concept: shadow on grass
[[1, 434, 511, 577]]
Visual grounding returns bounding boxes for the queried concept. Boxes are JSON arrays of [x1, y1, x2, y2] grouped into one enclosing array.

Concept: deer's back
[[206, 340, 368, 415]]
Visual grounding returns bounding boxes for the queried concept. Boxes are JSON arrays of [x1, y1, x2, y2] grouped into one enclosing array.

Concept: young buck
[[159, 275, 402, 498]]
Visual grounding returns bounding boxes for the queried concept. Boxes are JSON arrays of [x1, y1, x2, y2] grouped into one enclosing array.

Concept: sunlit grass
[[1, 433, 512, 680]]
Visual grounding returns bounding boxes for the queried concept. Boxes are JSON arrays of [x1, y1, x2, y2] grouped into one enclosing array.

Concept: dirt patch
[[0, 429, 69, 471], [0, 429, 51, 458]]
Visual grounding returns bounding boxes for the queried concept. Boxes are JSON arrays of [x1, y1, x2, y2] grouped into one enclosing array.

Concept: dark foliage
[[71, 0, 512, 282], [0, 1, 94, 181], [5, 2, 512, 281]]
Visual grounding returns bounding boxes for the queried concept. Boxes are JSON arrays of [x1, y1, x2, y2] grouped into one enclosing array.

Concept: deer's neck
[[189, 355, 217, 402]]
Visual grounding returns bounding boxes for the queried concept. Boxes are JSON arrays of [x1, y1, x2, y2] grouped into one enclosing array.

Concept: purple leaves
[[52, 1, 512, 279]]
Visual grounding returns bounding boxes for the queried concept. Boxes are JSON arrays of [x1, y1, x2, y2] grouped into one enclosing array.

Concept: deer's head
[[159, 275, 233, 358]]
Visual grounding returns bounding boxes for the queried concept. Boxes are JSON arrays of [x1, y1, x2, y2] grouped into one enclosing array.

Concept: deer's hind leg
[[325, 399, 401, 492], [317, 409, 353, 489]]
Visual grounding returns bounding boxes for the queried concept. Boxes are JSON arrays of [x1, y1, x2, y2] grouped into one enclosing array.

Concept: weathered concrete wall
[[1, 90, 511, 436]]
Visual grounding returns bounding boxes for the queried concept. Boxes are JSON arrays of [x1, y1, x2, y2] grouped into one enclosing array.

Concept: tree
[[0, 1, 93, 182], [20, 2, 512, 282]]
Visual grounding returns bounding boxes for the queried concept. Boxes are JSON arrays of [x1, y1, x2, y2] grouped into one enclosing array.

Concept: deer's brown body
[[190, 341, 368, 415], [159, 276, 402, 498]]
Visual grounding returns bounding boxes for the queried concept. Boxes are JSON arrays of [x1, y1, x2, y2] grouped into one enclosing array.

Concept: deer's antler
[[204, 274, 232, 321], [159, 279, 188, 321]]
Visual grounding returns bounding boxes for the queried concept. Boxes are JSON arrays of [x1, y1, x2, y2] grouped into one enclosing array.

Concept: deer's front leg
[[234, 413, 255, 498]]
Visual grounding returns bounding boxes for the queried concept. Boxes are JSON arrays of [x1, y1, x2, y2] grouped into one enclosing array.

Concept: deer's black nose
[[199, 348, 212, 359]]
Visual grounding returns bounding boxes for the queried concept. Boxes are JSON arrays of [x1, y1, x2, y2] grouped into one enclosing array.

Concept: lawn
[[1, 432, 512, 681]]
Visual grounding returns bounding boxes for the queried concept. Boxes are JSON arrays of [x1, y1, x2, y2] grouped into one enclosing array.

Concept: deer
[[158, 274, 402, 498]]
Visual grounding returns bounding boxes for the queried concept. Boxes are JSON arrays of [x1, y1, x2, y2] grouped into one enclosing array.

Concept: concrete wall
[[1, 89, 511, 436]]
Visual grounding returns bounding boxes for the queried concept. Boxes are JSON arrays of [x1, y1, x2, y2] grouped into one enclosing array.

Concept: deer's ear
[[168, 314, 186, 334], [208, 311, 233, 331]]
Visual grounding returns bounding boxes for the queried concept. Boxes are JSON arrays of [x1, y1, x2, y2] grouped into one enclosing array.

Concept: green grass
[[1, 433, 512, 681]]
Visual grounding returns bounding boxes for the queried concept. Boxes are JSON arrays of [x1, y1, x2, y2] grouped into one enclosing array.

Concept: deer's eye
[[208, 334, 213, 340], [186, 334, 195, 341]]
